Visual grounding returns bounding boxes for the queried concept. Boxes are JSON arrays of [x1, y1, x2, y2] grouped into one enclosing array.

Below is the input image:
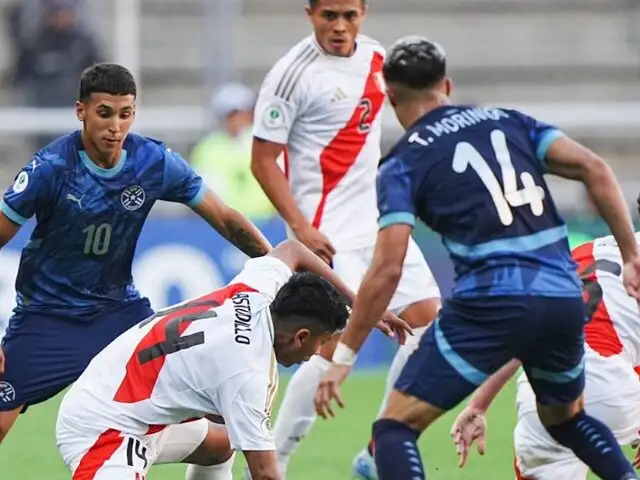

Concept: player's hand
[[623, 257, 640, 301], [293, 224, 336, 265], [449, 406, 487, 468], [315, 364, 351, 420], [375, 311, 413, 346], [0, 345, 4, 375]]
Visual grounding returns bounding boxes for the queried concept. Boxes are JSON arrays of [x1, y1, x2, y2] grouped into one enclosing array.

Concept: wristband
[[332, 342, 357, 366]]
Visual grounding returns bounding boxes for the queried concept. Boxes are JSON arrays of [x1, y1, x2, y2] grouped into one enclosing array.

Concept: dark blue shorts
[[395, 295, 586, 411], [0, 298, 153, 412]]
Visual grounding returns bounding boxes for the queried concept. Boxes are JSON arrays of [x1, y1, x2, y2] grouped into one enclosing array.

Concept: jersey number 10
[[452, 129, 545, 226], [82, 222, 112, 256]]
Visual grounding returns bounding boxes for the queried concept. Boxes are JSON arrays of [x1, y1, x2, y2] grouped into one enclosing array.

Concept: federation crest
[[0, 381, 16, 403], [121, 185, 146, 211]]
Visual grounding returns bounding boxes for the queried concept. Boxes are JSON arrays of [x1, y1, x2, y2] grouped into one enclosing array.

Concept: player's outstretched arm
[[0, 212, 20, 250], [252, 138, 335, 264], [545, 137, 637, 264], [270, 239, 410, 340], [243, 451, 281, 480], [191, 189, 272, 258]]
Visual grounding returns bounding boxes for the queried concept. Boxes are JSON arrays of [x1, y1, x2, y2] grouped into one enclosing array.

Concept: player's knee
[[536, 396, 584, 427], [183, 425, 233, 466], [400, 297, 441, 328], [379, 390, 443, 433]]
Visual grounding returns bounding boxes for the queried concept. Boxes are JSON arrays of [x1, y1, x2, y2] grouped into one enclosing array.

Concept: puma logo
[[66, 193, 85, 209]]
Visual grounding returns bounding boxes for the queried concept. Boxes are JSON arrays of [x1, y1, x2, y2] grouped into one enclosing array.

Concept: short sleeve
[[376, 156, 416, 230], [252, 59, 304, 145], [216, 371, 276, 451], [516, 110, 565, 170], [231, 256, 293, 300], [161, 148, 206, 206], [1, 156, 52, 225]]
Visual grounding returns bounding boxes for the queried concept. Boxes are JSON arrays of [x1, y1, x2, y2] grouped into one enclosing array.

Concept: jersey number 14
[[452, 129, 545, 226]]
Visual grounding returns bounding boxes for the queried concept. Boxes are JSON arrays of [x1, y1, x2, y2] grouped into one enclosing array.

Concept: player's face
[[306, 0, 366, 57], [277, 329, 334, 367], [76, 93, 136, 156]]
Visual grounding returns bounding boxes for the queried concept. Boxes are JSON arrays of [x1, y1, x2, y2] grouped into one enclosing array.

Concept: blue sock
[[372, 419, 425, 480], [545, 410, 638, 480]]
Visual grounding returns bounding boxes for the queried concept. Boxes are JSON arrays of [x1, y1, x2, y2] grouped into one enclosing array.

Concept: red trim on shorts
[[572, 242, 623, 357], [514, 454, 533, 480], [73, 429, 123, 480], [146, 416, 202, 435], [114, 283, 257, 403], [311, 52, 385, 229]]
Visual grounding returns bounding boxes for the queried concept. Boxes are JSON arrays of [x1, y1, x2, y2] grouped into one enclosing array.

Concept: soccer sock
[[272, 355, 331, 470], [545, 410, 638, 480], [372, 419, 425, 480], [367, 327, 426, 456], [185, 453, 235, 480]]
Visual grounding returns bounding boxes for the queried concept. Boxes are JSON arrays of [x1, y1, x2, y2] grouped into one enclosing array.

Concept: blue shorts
[[0, 298, 153, 412], [395, 295, 586, 411]]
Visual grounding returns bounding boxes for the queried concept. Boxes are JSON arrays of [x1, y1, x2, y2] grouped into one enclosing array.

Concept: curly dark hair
[[270, 272, 349, 335], [79, 63, 137, 102]]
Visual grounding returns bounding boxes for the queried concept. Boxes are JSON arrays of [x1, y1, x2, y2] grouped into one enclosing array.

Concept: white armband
[[332, 342, 357, 366]]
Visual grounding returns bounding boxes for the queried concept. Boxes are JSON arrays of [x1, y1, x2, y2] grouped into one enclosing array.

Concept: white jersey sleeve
[[214, 370, 277, 451], [231, 256, 293, 300], [253, 41, 317, 145]]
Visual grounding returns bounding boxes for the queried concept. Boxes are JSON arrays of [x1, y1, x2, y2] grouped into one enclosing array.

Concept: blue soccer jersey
[[0, 131, 206, 320], [377, 105, 581, 298]]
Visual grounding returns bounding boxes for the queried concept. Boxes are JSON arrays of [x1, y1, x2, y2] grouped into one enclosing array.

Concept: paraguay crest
[[121, 185, 146, 211]]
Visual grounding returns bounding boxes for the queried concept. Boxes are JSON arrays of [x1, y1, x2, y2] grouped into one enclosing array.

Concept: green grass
[[0, 372, 618, 479]]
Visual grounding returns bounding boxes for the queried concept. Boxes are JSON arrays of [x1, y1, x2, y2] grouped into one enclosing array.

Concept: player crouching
[[55, 240, 409, 480]]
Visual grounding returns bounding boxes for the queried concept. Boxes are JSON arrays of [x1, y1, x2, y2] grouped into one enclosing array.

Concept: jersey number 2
[[452, 129, 545, 226]]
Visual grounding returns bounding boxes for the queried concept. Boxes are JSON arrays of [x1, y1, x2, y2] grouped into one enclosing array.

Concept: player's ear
[[294, 328, 311, 346], [444, 77, 453, 97], [304, 4, 312, 17], [386, 87, 397, 108], [75, 101, 86, 122]]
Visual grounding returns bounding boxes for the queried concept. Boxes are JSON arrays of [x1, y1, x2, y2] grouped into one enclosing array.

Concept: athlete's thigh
[[65, 430, 154, 480], [519, 297, 587, 406], [153, 419, 210, 465], [394, 297, 517, 412]]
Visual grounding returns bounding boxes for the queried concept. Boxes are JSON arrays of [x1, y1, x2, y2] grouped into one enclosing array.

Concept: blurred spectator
[[5, 0, 102, 150], [190, 83, 275, 221]]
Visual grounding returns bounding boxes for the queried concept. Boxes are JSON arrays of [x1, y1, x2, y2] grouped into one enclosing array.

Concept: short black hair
[[308, 0, 365, 8], [271, 272, 349, 335], [383, 36, 446, 91], [79, 63, 137, 102]]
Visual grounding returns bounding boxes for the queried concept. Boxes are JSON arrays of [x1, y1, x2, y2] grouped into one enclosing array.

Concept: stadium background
[[0, 0, 639, 478]]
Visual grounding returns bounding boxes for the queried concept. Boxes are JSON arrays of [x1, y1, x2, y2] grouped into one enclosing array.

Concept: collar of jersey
[[79, 150, 128, 178]]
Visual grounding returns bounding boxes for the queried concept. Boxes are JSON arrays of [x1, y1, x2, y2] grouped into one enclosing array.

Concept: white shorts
[[332, 238, 440, 315], [513, 349, 640, 479], [57, 418, 209, 479]]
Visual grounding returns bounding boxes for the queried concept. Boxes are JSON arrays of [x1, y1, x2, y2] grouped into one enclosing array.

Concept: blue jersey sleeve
[[1, 156, 53, 225], [514, 110, 565, 171], [161, 148, 206, 206], [377, 155, 417, 230]]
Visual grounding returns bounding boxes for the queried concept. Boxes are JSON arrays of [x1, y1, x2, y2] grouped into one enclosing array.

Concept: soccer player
[[55, 239, 407, 480], [315, 36, 640, 480], [450, 230, 640, 479], [251, 1, 441, 476], [0, 63, 273, 446]]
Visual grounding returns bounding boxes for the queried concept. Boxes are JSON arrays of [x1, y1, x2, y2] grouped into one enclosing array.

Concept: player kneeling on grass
[[451, 227, 640, 479], [56, 239, 410, 480]]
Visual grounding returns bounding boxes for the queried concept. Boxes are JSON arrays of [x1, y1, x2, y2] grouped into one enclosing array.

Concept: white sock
[[185, 452, 235, 480], [273, 355, 331, 471], [376, 326, 427, 419]]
